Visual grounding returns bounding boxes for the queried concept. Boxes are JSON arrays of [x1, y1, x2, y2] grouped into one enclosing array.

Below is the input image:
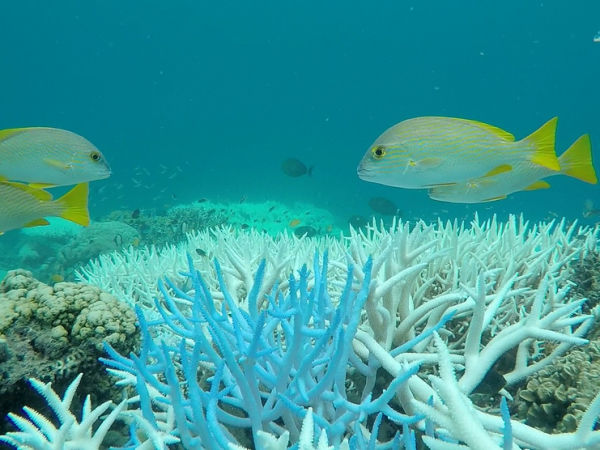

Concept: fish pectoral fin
[[525, 117, 560, 171], [43, 158, 71, 170], [29, 182, 57, 189], [523, 180, 551, 191], [23, 218, 50, 228], [481, 195, 507, 202], [417, 157, 443, 168], [483, 164, 512, 177]]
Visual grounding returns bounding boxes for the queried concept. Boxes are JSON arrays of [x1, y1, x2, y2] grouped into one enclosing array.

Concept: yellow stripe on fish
[[428, 134, 597, 203], [0, 127, 110, 187], [0, 182, 90, 234], [357, 116, 559, 189]]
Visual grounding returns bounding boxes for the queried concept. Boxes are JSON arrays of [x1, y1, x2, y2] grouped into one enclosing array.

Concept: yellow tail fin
[[558, 134, 598, 184], [524, 117, 560, 171], [56, 183, 90, 226]]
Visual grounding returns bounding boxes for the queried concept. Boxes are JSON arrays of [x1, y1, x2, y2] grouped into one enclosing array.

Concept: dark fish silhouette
[[281, 158, 313, 177], [368, 197, 400, 216]]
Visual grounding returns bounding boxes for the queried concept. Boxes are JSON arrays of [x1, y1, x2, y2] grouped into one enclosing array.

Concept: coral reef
[[4, 215, 600, 448], [514, 338, 600, 433], [103, 199, 341, 247], [570, 250, 600, 314], [0, 374, 125, 450], [0, 270, 138, 435], [0, 221, 139, 284]]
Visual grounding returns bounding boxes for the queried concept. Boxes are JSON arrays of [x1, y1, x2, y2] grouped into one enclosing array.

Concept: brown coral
[[514, 341, 600, 432], [0, 269, 139, 432]]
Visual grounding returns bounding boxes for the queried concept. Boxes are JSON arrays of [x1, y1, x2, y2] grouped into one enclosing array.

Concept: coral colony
[[2, 215, 600, 449]]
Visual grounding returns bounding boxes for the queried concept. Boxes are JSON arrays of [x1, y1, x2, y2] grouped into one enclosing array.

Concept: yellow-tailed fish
[[0, 127, 110, 187], [0, 182, 89, 234], [428, 134, 597, 203], [357, 116, 559, 189]]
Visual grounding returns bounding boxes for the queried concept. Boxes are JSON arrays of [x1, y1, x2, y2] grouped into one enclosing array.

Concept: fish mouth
[[357, 165, 372, 180], [100, 163, 112, 178]]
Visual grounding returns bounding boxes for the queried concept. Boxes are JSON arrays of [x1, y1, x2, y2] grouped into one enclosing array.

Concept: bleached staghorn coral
[[0, 374, 125, 450], [72, 214, 600, 447]]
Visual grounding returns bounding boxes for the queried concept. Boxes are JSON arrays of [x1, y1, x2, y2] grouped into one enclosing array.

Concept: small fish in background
[[429, 134, 597, 203], [131, 208, 140, 219], [0, 127, 111, 187], [368, 197, 400, 216], [357, 116, 559, 189], [281, 158, 313, 177], [50, 273, 64, 283], [0, 182, 89, 234], [289, 218, 301, 227], [583, 199, 600, 218]]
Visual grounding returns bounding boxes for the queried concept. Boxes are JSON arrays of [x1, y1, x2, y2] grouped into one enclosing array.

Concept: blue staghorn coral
[[101, 252, 434, 448]]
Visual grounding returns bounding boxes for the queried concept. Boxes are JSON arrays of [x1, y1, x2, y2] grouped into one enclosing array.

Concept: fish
[[368, 197, 400, 215], [0, 127, 110, 187], [289, 218, 301, 227], [428, 134, 597, 203], [357, 116, 559, 189], [281, 158, 313, 177], [0, 182, 90, 234]]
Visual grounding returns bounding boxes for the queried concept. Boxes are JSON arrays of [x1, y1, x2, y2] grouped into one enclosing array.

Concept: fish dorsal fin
[[483, 164, 512, 177], [56, 183, 90, 226], [523, 180, 551, 191], [3, 181, 53, 201], [23, 218, 50, 228], [0, 128, 28, 143], [460, 119, 515, 141], [558, 134, 598, 184], [524, 117, 560, 171]]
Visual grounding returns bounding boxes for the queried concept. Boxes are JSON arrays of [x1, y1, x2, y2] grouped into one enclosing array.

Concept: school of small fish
[[0, 127, 110, 234], [357, 116, 597, 203]]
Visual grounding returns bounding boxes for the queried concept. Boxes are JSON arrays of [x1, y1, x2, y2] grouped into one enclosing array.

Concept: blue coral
[[101, 252, 424, 449]]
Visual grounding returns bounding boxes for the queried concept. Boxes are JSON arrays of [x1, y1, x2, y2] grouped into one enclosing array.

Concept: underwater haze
[[1, 0, 600, 230]]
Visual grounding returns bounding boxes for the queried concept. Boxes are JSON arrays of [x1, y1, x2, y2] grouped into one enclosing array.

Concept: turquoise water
[[1, 1, 599, 254]]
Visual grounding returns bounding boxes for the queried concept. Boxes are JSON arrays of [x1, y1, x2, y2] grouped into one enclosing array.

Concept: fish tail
[[524, 117, 560, 171], [558, 134, 598, 184], [56, 183, 90, 226]]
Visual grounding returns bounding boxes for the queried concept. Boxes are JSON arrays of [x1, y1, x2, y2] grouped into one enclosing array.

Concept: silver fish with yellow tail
[[0, 182, 89, 234], [0, 127, 110, 187], [357, 116, 559, 189]]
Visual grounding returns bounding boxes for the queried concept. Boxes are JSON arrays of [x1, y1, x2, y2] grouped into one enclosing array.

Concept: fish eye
[[90, 151, 102, 162], [371, 145, 386, 160]]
